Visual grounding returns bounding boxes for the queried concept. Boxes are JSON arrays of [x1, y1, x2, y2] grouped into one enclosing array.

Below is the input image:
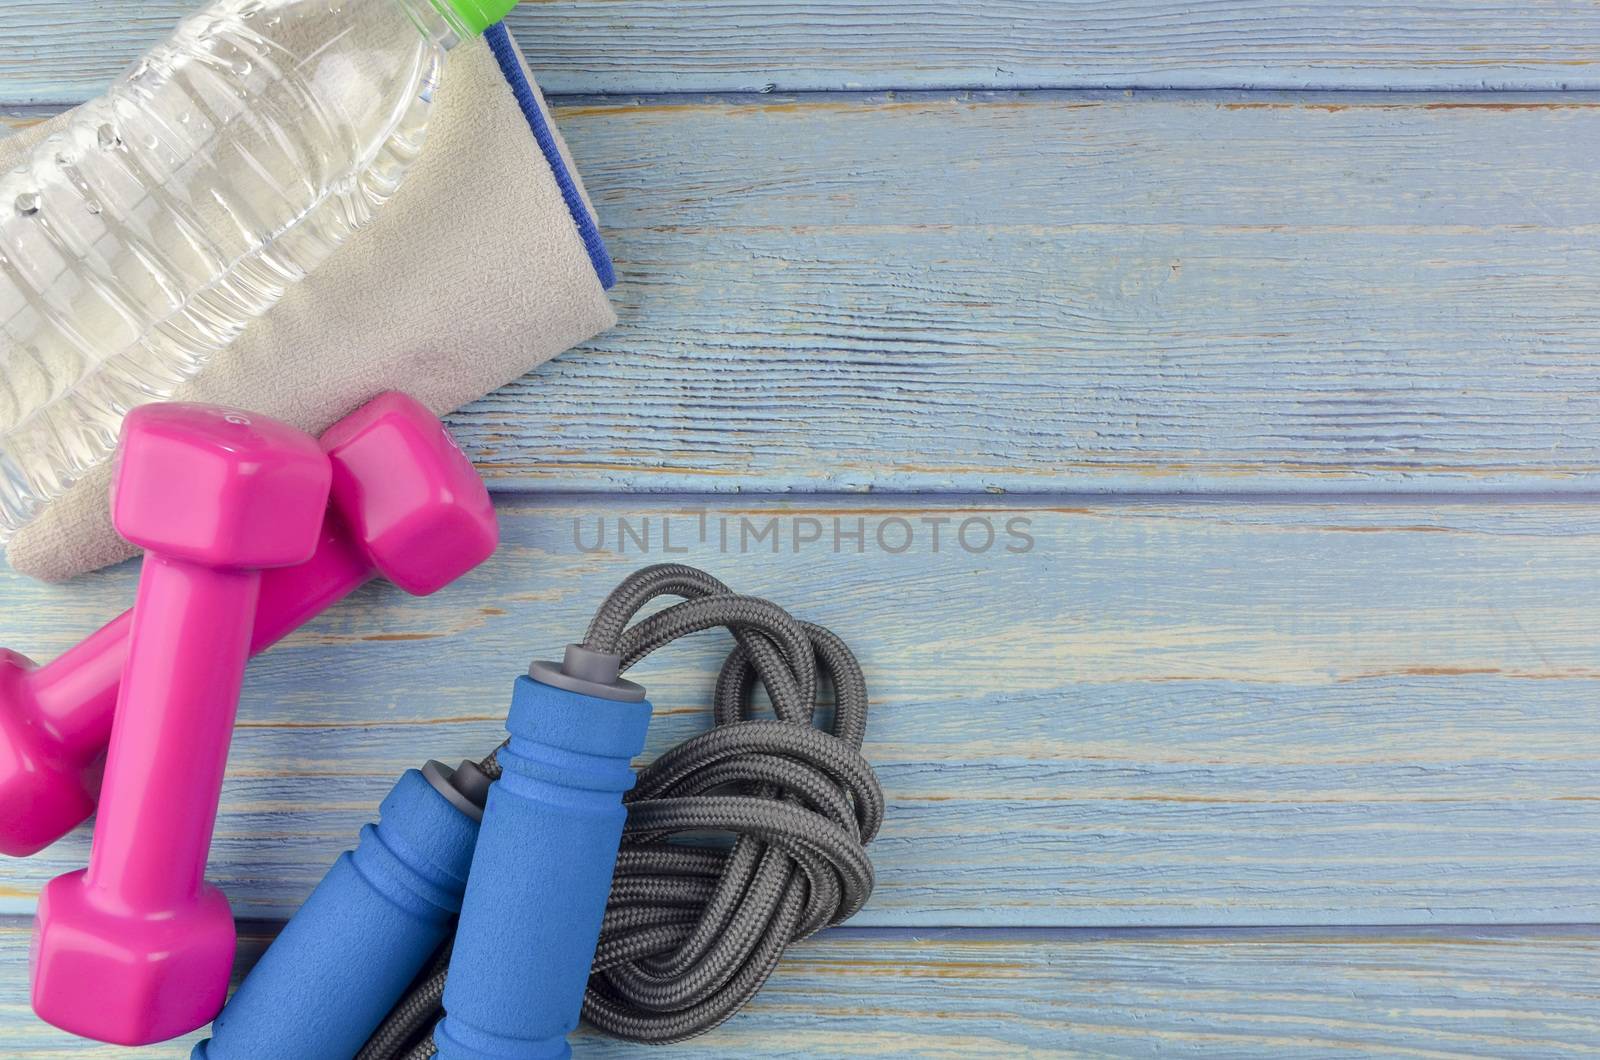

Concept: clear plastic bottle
[[0, 0, 515, 540]]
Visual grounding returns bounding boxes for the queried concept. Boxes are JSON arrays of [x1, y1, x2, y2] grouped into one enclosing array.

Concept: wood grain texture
[[11, 2, 1600, 101], [3, 3, 1598, 1055], [1, 922, 1597, 1057], [2, 495, 1598, 925], [448, 93, 1600, 494], [11, 94, 1600, 492]]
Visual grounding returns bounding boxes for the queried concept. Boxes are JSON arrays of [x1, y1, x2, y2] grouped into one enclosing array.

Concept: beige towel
[[2, 27, 615, 582]]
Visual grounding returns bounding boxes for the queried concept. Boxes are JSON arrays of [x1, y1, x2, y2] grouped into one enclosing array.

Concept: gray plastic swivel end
[[423, 759, 493, 822], [528, 644, 647, 703]]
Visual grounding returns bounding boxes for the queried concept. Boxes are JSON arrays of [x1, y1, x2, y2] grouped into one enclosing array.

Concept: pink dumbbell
[[0, 392, 498, 857], [32, 404, 333, 1045]]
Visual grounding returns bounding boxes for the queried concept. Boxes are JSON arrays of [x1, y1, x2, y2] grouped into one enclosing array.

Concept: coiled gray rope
[[359, 564, 883, 1058]]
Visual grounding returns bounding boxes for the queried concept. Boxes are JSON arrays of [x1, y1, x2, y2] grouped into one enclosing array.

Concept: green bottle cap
[[435, 0, 517, 37]]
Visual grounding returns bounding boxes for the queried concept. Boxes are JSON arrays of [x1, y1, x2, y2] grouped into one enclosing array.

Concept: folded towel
[[3, 25, 615, 582]]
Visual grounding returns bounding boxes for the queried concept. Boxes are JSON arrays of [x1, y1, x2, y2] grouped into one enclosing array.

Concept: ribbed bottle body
[[0, 0, 457, 538]]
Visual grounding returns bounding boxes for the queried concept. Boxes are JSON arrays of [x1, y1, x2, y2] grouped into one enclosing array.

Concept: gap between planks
[[6, 493, 1600, 926], [0, 921, 1596, 1055], [13, 2, 1600, 99], [2, 917, 1591, 941]]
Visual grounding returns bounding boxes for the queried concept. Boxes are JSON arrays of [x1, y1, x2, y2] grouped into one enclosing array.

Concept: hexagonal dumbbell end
[[318, 391, 498, 597], [0, 394, 496, 860], [111, 404, 333, 567], [245, 391, 498, 648], [33, 864, 236, 1046], [0, 649, 99, 858], [33, 405, 331, 1046]]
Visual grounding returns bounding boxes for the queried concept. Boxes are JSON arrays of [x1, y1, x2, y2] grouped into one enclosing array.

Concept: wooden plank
[[11, 94, 1600, 492], [0, 922, 1596, 1056], [3, 495, 1599, 925], [11, 3, 1600, 101], [451, 93, 1600, 493]]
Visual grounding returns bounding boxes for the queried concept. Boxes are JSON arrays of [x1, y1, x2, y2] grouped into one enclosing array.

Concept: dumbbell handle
[[87, 556, 262, 904], [25, 511, 377, 774]]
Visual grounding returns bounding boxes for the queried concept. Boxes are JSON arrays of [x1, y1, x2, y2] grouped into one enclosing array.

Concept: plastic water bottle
[[0, 0, 515, 541]]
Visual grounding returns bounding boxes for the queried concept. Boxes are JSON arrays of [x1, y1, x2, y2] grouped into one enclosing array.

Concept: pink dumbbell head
[[110, 404, 333, 566], [33, 404, 331, 1045], [0, 393, 497, 857], [319, 391, 497, 596], [0, 647, 102, 858]]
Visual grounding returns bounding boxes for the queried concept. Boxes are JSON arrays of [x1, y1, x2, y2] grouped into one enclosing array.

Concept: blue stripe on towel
[[484, 23, 617, 290]]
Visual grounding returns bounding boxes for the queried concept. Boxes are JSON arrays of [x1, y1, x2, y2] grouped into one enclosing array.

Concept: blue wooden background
[[4, 1, 1600, 1054]]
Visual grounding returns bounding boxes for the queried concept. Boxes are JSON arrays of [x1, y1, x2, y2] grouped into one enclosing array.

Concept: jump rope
[[9, 396, 884, 1056], [2, 0, 887, 1041], [358, 563, 884, 1057]]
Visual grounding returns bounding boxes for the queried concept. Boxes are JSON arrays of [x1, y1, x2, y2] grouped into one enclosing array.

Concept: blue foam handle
[[193, 767, 480, 1059], [435, 675, 652, 1060]]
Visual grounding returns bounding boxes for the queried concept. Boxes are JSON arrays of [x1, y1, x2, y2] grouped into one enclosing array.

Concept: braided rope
[[361, 564, 882, 1055]]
